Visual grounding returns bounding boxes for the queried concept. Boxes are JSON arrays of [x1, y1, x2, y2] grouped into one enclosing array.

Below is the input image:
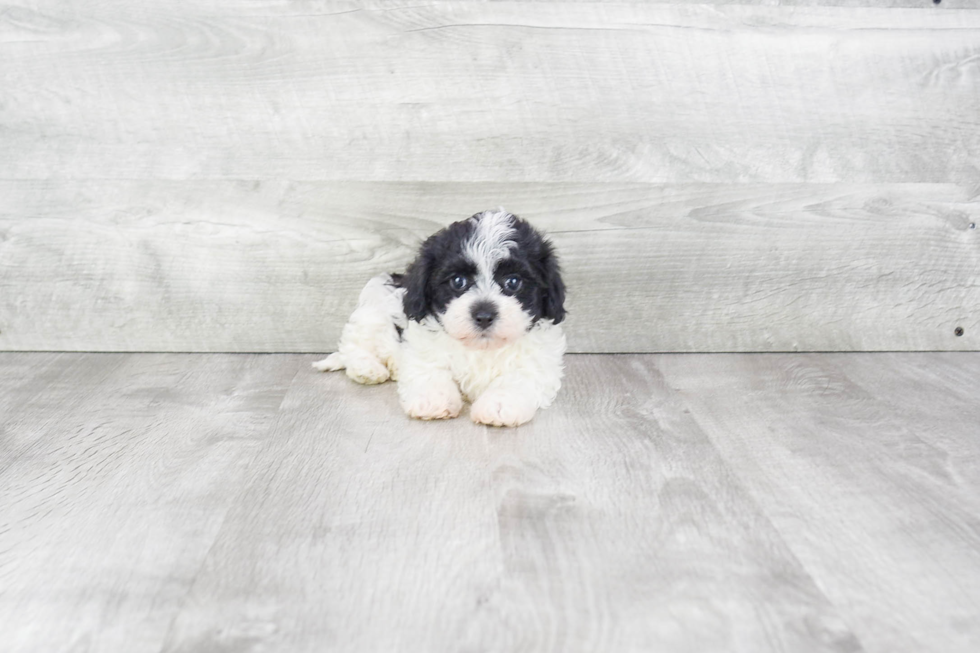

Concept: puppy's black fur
[[397, 213, 566, 326]]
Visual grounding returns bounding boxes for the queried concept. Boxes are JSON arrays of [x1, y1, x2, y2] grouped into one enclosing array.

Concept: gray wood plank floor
[[1, 352, 978, 653]]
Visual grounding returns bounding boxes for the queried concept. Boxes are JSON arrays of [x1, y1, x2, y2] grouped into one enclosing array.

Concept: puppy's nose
[[471, 302, 497, 330]]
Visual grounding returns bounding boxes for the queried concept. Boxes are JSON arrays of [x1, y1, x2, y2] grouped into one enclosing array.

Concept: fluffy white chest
[[402, 318, 566, 405]]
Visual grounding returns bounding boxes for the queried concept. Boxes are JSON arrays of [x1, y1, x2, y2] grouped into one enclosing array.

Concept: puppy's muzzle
[[470, 301, 498, 330]]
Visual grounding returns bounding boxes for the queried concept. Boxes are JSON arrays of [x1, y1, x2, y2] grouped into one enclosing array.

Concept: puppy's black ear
[[539, 241, 566, 324], [401, 251, 433, 322]]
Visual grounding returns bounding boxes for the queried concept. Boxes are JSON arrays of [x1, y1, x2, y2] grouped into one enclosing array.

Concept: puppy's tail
[[312, 352, 345, 372]]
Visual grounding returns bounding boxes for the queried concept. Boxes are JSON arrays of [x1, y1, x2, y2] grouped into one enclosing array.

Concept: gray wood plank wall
[[2, 1, 978, 352]]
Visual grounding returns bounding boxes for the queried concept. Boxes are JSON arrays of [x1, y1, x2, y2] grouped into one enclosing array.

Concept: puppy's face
[[401, 210, 566, 350]]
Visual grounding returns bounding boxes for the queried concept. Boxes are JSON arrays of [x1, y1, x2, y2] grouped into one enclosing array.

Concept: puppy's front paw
[[470, 392, 537, 427], [401, 386, 463, 421]]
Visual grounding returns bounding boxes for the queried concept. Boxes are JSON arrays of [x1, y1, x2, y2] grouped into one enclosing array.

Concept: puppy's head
[[401, 209, 565, 349]]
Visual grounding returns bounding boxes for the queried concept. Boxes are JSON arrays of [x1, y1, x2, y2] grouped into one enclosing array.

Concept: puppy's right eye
[[449, 275, 469, 291]]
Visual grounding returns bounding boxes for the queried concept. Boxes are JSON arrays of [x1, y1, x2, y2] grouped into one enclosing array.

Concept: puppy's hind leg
[[312, 352, 345, 372], [313, 273, 406, 385], [340, 346, 391, 385], [313, 343, 389, 385]]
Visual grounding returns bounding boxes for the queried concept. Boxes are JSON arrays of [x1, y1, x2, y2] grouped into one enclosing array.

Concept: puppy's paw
[[401, 386, 463, 421], [470, 392, 537, 427], [344, 356, 390, 385], [312, 353, 345, 372]]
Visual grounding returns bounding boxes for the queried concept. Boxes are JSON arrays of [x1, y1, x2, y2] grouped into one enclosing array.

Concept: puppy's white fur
[[312, 274, 405, 385], [442, 290, 530, 350], [314, 274, 565, 426], [315, 209, 565, 427], [464, 208, 517, 288], [398, 316, 565, 425]]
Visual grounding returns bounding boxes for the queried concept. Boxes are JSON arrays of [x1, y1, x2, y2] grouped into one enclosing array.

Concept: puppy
[[313, 209, 566, 427]]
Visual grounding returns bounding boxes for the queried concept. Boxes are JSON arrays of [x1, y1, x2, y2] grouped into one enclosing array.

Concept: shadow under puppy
[[314, 209, 566, 427]]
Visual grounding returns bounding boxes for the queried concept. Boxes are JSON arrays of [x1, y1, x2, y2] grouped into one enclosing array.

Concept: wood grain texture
[[160, 355, 508, 653], [657, 352, 980, 653], [3, 351, 980, 651], [2, 180, 977, 352], [2, 2, 980, 183], [2, 2, 978, 353], [0, 353, 300, 653], [464, 356, 858, 653], [0, 352, 869, 653]]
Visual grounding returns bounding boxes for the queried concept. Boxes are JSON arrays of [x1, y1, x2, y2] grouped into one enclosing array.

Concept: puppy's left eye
[[449, 275, 469, 291], [502, 275, 522, 293]]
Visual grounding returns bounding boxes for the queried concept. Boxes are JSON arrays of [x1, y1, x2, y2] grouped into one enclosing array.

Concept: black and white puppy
[[313, 209, 566, 427]]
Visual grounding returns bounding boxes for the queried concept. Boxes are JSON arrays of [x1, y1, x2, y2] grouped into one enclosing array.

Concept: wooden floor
[[1, 352, 978, 653]]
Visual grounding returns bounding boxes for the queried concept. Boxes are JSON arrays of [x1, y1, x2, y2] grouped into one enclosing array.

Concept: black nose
[[471, 302, 497, 330]]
